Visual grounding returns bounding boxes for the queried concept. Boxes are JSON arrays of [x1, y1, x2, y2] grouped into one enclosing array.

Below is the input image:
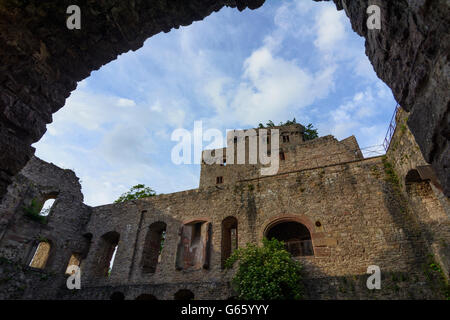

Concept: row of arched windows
[[110, 289, 194, 300], [28, 216, 314, 276]]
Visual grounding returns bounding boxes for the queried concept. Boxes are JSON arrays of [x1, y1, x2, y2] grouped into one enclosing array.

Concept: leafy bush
[[225, 238, 304, 300], [114, 184, 156, 203]]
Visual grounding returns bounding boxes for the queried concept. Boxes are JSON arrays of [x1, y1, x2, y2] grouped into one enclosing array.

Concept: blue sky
[[33, 0, 397, 206]]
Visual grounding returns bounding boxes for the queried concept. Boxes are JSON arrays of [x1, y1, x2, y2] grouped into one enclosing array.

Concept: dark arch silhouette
[[110, 292, 125, 300], [142, 222, 167, 273], [174, 289, 194, 300], [135, 294, 157, 300], [405, 169, 423, 184], [221, 216, 238, 268], [95, 231, 120, 277], [265, 221, 313, 257]]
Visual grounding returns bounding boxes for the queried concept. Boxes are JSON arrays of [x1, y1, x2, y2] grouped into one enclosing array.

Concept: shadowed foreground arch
[[0, 0, 448, 199]]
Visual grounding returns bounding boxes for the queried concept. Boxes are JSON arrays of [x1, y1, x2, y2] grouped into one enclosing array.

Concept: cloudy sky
[[33, 0, 397, 206]]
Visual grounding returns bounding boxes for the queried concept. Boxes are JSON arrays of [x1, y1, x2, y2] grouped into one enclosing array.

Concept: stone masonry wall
[[0, 115, 448, 299], [385, 108, 450, 282]]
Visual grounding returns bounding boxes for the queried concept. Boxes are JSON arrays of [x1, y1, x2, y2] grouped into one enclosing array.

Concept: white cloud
[[117, 98, 136, 107], [314, 6, 347, 52]]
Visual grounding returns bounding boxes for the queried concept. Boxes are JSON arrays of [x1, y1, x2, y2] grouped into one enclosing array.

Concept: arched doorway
[[135, 294, 157, 300], [265, 221, 313, 257], [110, 292, 125, 300], [174, 289, 194, 300]]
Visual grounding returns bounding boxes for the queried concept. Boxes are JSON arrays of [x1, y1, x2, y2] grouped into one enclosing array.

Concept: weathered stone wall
[[70, 153, 447, 300], [0, 112, 448, 299], [386, 108, 450, 282], [200, 124, 362, 188], [0, 157, 91, 275]]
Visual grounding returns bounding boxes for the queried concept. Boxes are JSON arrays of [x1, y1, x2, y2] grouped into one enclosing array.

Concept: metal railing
[[383, 104, 400, 151]]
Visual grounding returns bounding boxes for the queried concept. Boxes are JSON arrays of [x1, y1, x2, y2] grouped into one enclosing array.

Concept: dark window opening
[[221, 216, 238, 269], [142, 222, 167, 273], [174, 289, 194, 300], [216, 176, 223, 184], [279, 151, 285, 161], [95, 231, 120, 277], [266, 221, 313, 257], [110, 292, 125, 300], [283, 135, 290, 143], [135, 294, 157, 300]]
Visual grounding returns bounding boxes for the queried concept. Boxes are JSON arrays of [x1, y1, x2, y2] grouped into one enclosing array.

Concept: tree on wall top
[[224, 238, 304, 300], [303, 123, 319, 141], [114, 184, 156, 203], [257, 119, 319, 141]]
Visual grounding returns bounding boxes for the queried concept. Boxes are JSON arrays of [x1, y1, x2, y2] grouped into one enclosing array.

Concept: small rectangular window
[[216, 176, 223, 184], [279, 152, 285, 161], [283, 135, 290, 143]]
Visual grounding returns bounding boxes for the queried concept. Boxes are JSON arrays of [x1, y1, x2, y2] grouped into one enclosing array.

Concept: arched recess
[[141, 221, 167, 273], [174, 289, 194, 300], [264, 218, 314, 257], [38, 193, 58, 217], [135, 294, 157, 300], [29, 240, 52, 269], [110, 292, 125, 300], [221, 216, 238, 268], [175, 219, 212, 270], [94, 231, 120, 277]]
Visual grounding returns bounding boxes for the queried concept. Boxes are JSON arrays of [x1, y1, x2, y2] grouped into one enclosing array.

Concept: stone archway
[[0, 0, 448, 198]]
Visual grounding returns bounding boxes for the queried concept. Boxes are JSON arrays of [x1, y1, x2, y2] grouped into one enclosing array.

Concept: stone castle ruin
[[0, 108, 448, 300]]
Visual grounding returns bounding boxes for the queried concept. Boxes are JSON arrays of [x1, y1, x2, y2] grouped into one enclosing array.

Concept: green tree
[[303, 123, 319, 141], [225, 238, 304, 300], [114, 184, 156, 203]]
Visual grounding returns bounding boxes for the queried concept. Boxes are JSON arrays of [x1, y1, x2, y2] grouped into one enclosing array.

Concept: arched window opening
[[142, 221, 167, 273], [405, 169, 422, 185], [175, 221, 211, 270], [39, 199, 55, 216], [135, 294, 157, 300], [174, 289, 194, 300], [95, 231, 120, 277], [110, 292, 125, 300], [221, 216, 238, 268], [65, 253, 81, 275], [29, 241, 51, 269], [39, 192, 59, 216], [266, 221, 313, 257]]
